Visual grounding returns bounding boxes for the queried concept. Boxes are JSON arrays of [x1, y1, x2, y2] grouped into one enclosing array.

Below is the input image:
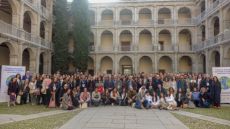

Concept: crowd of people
[[7, 71, 222, 110]]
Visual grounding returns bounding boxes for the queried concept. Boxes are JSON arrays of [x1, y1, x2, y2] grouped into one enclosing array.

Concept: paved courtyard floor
[[59, 106, 188, 129]]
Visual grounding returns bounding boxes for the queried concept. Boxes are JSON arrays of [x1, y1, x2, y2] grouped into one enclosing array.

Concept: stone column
[[205, 50, 209, 74], [133, 55, 137, 74], [95, 56, 100, 75], [174, 54, 178, 73], [220, 45, 224, 67], [114, 55, 118, 74], [35, 48, 41, 73], [154, 53, 158, 73], [134, 29, 138, 51]]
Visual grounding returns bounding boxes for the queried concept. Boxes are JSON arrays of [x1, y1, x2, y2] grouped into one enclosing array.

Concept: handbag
[[81, 102, 88, 109], [16, 95, 21, 104]]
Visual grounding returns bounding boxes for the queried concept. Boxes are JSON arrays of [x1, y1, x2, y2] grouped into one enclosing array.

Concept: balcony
[[98, 20, 114, 27], [157, 44, 176, 51], [117, 20, 135, 26], [0, 20, 52, 50], [119, 45, 132, 51], [196, 0, 230, 24], [176, 18, 196, 26], [157, 19, 174, 25], [193, 30, 230, 51], [23, 0, 50, 20], [137, 20, 154, 26]]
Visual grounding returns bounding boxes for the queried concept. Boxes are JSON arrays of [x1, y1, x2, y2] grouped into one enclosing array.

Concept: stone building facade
[[86, 0, 230, 75], [0, 0, 53, 74]]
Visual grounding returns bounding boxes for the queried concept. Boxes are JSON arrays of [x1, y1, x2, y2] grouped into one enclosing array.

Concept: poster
[[0, 65, 25, 102], [212, 67, 230, 103]]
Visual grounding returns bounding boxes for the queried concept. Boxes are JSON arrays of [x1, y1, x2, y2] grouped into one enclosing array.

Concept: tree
[[52, 0, 69, 73], [71, 0, 90, 72]]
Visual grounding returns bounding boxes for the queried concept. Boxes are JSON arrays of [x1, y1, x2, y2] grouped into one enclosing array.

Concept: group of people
[[7, 71, 222, 110]]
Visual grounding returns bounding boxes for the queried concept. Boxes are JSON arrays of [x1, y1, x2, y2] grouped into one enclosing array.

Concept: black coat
[[212, 81, 221, 104]]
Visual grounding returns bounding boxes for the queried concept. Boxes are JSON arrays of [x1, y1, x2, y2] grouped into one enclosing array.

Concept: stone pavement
[[59, 106, 188, 129], [173, 110, 230, 126], [0, 109, 77, 125]]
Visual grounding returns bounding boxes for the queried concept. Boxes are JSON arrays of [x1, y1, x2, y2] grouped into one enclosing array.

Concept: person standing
[[212, 76, 221, 108]]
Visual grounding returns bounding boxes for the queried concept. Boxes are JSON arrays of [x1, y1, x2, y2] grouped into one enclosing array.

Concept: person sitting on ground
[[175, 88, 186, 108], [7, 78, 19, 107], [152, 91, 160, 109], [61, 89, 73, 110], [192, 87, 200, 107], [199, 87, 211, 108], [119, 88, 128, 106], [110, 88, 120, 105], [166, 87, 177, 110], [101, 89, 111, 105], [92, 87, 101, 106], [127, 87, 137, 106], [80, 88, 91, 107], [135, 86, 146, 109], [72, 87, 80, 107], [159, 92, 168, 110], [143, 91, 153, 109]]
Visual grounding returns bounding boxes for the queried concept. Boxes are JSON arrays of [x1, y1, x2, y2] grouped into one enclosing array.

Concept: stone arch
[[0, 43, 10, 65], [158, 29, 172, 51], [119, 56, 133, 75], [178, 29, 192, 51], [158, 7, 171, 20], [41, 0, 46, 7], [87, 56, 94, 75], [0, 0, 13, 24], [23, 11, 34, 33], [120, 30, 132, 51], [101, 30, 113, 51], [178, 7, 191, 19], [210, 16, 220, 37], [139, 8, 152, 21], [139, 56, 153, 74], [200, 0, 206, 13], [40, 20, 46, 39], [22, 48, 34, 71], [158, 56, 173, 73], [178, 56, 192, 73], [101, 9, 113, 21], [199, 54, 206, 73], [39, 52, 45, 74], [139, 29, 152, 51], [199, 25, 206, 41], [100, 56, 113, 74], [210, 50, 220, 67], [120, 9, 133, 25]]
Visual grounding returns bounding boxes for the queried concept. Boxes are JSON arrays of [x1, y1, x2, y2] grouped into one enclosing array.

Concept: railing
[[196, 0, 229, 24], [138, 45, 154, 51], [157, 19, 174, 25], [157, 44, 175, 51], [0, 20, 52, 49], [118, 20, 135, 26], [137, 20, 153, 26], [178, 45, 192, 52], [193, 30, 230, 51], [176, 18, 196, 25], [98, 46, 114, 51], [119, 45, 132, 51], [98, 20, 114, 26]]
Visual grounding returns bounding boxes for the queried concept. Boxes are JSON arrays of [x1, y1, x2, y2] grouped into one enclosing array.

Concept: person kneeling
[[143, 91, 153, 109], [80, 88, 91, 108], [92, 88, 101, 106], [61, 89, 73, 110]]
